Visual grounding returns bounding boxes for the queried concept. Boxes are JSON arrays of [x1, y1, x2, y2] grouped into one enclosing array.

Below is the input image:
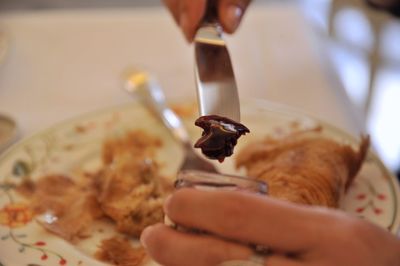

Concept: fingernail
[[224, 5, 243, 32], [179, 14, 192, 42], [163, 194, 173, 214], [140, 225, 154, 248]]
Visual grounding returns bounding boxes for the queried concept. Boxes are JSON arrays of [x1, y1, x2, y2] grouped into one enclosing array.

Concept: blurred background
[[0, 0, 399, 177], [301, 0, 400, 177]]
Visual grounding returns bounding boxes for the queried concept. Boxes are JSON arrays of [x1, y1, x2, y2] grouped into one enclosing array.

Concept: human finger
[[164, 188, 330, 252], [179, 0, 207, 42], [368, 0, 399, 8], [140, 223, 255, 266], [265, 255, 306, 266], [217, 0, 251, 33]]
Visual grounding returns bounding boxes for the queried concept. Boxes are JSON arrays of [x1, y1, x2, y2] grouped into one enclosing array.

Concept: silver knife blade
[[194, 17, 240, 121]]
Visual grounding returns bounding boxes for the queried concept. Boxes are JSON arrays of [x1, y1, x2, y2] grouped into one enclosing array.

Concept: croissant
[[236, 129, 369, 208]]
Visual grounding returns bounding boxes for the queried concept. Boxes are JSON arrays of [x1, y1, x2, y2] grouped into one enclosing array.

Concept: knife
[[194, 1, 241, 122]]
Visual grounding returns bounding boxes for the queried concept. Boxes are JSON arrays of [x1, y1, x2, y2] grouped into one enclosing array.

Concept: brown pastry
[[236, 129, 369, 208], [96, 130, 171, 237], [17, 175, 103, 241], [95, 236, 147, 266]]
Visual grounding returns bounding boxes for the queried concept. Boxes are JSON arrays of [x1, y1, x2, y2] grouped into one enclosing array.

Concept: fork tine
[[180, 145, 219, 173]]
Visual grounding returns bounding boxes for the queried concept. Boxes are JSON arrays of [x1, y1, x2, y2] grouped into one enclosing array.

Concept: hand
[[368, 0, 400, 8], [162, 0, 252, 42], [141, 188, 400, 266]]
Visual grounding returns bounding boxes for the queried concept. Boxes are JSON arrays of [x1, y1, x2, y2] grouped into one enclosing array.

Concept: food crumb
[[95, 236, 147, 266]]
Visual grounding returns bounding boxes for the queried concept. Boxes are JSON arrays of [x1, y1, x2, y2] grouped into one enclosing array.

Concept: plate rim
[[0, 98, 399, 235]]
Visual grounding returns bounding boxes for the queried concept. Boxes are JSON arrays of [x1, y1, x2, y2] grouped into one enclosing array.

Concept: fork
[[123, 69, 219, 173]]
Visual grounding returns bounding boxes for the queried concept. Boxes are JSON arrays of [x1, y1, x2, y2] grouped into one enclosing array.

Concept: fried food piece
[[96, 131, 171, 237], [17, 175, 76, 214], [17, 175, 103, 241], [16, 130, 170, 242], [102, 130, 162, 164], [236, 130, 369, 208], [96, 156, 166, 236], [95, 236, 147, 266]]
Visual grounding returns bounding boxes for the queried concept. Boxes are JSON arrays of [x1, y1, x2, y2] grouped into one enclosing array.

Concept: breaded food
[[95, 236, 147, 266], [17, 130, 170, 242], [102, 130, 162, 164], [17, 175, 103, 241], [96, 130, 171, 237], [236, 129, 369, 207]]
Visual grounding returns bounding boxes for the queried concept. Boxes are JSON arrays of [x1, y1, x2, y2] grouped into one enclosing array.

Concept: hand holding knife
[[194, 0, 241, 122], [163, 0, 251, 162], [193, 1, 249, 162], [162, 0, 250, 42]]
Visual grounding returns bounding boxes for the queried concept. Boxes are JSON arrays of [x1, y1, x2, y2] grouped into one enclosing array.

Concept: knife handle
[[203, 0, 219, 25]]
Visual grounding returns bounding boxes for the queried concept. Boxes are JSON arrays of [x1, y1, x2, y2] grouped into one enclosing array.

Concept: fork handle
[[133, 76, 192, 146]]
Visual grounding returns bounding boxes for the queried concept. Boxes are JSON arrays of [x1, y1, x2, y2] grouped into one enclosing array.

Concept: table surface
[[0, 2, 363, 141]]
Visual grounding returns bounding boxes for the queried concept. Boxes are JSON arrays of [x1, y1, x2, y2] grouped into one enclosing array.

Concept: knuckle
[[324, 212, 370, 246], [144, 224, 169, 253], [202, 239, 250, 265], [167, 189, 191, 217], [341, 216, 369, 238], [203, 242, 226, 265], [213, 193, 249, 234]]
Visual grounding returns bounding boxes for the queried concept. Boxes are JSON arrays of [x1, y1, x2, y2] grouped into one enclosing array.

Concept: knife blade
[[194, 2, 241, 122]]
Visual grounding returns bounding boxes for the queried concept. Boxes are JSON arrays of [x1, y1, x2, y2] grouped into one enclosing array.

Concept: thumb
[[218, 0, 251, 33]]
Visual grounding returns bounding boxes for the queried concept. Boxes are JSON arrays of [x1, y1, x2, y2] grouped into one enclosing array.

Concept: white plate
[[0, 99, 399, 266]]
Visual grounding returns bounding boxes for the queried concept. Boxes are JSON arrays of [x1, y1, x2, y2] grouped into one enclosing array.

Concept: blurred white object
[[327, 0, 394, 113], [0, 31, 16, 154], [302, 0, 400, 171], [0, 113, 18, 153], [0, 30, 8, 64]]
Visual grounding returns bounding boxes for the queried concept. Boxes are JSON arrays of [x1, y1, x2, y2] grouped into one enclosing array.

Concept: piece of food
[[102, 130, 162, 165], [14, 130, 171, 265], [17, 175, 103, 241], [95, 130, 171, 237], [95, 236, 147, 266], [194, 115, 250, 162], [236, 129, 369, 207], [16, 130, 171, 244]]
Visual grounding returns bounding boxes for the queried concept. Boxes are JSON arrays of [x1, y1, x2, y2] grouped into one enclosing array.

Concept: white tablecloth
[[0, 2, 363, 139]]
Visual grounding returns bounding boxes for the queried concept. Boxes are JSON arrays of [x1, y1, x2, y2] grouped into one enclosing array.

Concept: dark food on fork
[[194, 115, 250, 162]]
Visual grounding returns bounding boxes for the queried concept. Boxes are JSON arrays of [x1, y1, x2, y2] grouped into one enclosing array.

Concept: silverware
[[124, 70, 218, 173], [194, 2, 240, 121]]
